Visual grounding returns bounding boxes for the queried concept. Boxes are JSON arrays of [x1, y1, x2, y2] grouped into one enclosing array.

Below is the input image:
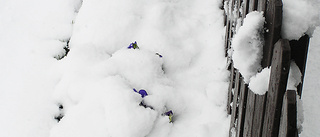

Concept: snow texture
[[231, 11, 265, 83], [287, 61, 302, 91], [0, 0, 230, 137], [1, 0, 320, 137], [301, 27, 320, 137], [282, 0, 320, 40], [248, 67, 271, 95], [297, 96, 304, 134]]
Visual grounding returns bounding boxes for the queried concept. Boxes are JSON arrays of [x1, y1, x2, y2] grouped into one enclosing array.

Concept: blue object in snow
[[128, 41, 139, 49], [156, 53, 163, 58], [164, 110, 173, 116], [164, 110, 173, 122], [133, 88, 148, 98], [138, 89, 148, 98]]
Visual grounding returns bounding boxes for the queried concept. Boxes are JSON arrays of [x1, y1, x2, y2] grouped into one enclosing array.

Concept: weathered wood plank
[[229, 70, 241, 136], [234, 0, 241, 18], [289, 35, 310, 97], [248, 0, 258, 12], [262, 39, 291, 137], [257, 0, 266, 12], [242, 2, 260, 136], [278, 90, 298, 137], [252, 94, 267, 137], [224, 0, 236, 57], [243, 90, 255, 137], [236, 0, 243, 18], [227, 63, 236, 114], [242, 0, 249, 20], [223, 0, 227, 26], [250, 1, 275, 137], [262, 0, 283, 68], [225, 19, 231, 57], [236, 79, 248, 137]]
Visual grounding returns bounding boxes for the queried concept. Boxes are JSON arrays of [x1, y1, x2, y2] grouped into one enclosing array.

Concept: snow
[[301, 27, 320, 137], [248, 67, 271, 95], [297, 96, 304, 134], [282, 0, 320, 40], [0, 0, 79, 136], [287, 61, 302, 91], [231, 11, 265, 83], [1, 0, 320, 136], [0, 0, 230, 137]]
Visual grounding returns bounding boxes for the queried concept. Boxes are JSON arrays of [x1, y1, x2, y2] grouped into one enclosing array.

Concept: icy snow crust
[[0, 0, 230, 137]]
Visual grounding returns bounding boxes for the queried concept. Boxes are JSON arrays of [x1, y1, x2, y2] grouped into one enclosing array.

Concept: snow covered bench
[[223, 0, 316, 136]]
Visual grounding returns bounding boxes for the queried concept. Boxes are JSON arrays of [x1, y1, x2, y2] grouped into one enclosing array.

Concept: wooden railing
[[223, 0, 309, 137]]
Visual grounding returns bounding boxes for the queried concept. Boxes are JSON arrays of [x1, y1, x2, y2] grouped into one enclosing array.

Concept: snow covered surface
[[301, 27, 320, 137], [287, 61, 302, 91], [0, 0, 230, 137], [1, 0, 320, 137], [297, 96, 304, 134], [231, 11, 265, 83], [248, 67, 270, 95], [282, 0, 320, 40]]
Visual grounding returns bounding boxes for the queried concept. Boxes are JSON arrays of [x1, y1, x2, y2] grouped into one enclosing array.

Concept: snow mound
[[282, 0, 320, 40], [231, 11, 265, 83], [249, 67, 271, 95], [0, 0, 231, 136]]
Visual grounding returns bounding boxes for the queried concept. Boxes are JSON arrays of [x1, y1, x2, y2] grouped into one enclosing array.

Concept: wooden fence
[[223, 0, 309, 137]]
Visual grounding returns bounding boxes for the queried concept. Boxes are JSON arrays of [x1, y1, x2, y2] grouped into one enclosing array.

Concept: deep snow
[[0, 0, 230, 137], [0, 0, 319, 137]]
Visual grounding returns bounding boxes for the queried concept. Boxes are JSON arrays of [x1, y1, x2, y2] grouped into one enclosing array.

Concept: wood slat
[[229, 70, 241, 136], [252, 94, 267, 137], [262, 39, 291, 137], [225, 20, 231, 57], [224, 0, 235, 57], [242, 2, 261, 136], [227, 63, 236, 114], [243, 90, 255, 137], [248, 0, 258, 12], [223, 0, 227, 26], [236, 79, 248, 137], [251, 1, 274, 136], [242, 0, 249, 20], [257, 0, 267, 12], [262, 0, 283, 68], [278, 90, 298, 137]]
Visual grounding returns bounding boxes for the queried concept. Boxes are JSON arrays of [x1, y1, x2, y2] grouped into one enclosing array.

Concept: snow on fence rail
[[223, 0, 309, 137]]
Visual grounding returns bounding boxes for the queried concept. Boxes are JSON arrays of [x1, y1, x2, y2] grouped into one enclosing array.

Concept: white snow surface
[[301, 27, 320, 137], [0, 0, 230, 137], [248, 67, 271, 95], [287, 61, 302, 91], [1, 0, 320, 137], [297, 96, 304, 134], [282, 0, 320, 40], [231, 11, 265, 83]]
